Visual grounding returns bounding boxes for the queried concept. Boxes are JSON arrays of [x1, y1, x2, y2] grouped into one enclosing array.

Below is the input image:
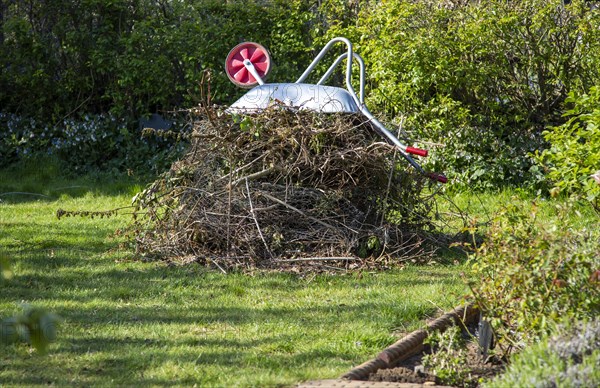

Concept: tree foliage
[[1, 0, 599, 188], [0, 0, 318, 119]]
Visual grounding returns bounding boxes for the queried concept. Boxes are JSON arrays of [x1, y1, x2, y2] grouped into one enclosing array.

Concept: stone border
[[341, 303, 479, 381]]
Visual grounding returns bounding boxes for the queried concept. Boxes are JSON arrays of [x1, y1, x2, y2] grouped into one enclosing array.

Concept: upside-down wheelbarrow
[[224, 37, 447, 183]]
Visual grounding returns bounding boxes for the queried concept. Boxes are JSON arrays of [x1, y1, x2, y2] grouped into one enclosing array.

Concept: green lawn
[[0, 166, 467, 387]]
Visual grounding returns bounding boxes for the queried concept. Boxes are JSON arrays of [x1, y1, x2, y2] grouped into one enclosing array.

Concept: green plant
[[1, 253, 60, 354], [422, 325, 472, 387], [485, 319, 600, 388], [537, 86, 600, 209], [1, 306, 60, 354], [466, 201, 600, 355]]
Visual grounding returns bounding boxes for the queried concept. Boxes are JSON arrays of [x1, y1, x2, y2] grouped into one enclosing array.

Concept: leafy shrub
[[0, 112, 186, 174], [0, 0, 318, 120], [407, 97, 541, 190], [466, 202, 600, 354], [485, 319, 600, 387], [536, 86, 600, 208], [422, 325, 472, 387], [338, 0, 600, 189]]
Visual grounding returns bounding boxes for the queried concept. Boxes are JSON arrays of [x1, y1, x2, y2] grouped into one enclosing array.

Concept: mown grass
[[0, 160, 467, 387], [441, 187, 599, 233]]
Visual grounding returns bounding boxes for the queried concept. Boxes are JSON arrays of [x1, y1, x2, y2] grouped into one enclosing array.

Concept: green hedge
[[2, 0, 599, 187], [0, 0, 319, 119]]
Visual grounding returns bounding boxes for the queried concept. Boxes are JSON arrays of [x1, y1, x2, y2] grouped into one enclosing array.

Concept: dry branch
[[130, 107, 440, 271]]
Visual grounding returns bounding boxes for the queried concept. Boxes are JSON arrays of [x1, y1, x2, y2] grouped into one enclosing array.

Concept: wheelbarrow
[[224, 37, 447, 183]]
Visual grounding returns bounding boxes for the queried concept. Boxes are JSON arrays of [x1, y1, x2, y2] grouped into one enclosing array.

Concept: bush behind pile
[[339, 0, 600, 189]]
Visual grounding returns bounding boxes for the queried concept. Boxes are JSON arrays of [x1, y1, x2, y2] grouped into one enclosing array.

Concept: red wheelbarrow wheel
[[225, 42, 272, 88]]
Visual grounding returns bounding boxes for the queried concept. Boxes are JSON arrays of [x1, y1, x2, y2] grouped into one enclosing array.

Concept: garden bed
[[342, 304, 505, 387], [367, 336, 504, 386]]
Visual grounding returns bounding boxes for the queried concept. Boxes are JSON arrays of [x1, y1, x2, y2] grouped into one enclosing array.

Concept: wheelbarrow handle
[[405, 146, 428, 157], [427, 172, 448, 184]]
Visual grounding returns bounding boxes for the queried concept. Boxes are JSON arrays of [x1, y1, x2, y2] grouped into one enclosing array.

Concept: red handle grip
[[406, 146, 428, 157], [427, 173, 448, 184]]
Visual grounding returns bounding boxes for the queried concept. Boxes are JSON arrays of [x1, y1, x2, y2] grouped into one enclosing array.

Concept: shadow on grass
[[1, 242, 458, 385], [1, 174, 465, 386], [0, 157, 151, 204]]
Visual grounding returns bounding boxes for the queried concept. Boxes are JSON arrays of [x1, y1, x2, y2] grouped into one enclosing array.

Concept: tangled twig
[[129, 107, 441, 270]]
